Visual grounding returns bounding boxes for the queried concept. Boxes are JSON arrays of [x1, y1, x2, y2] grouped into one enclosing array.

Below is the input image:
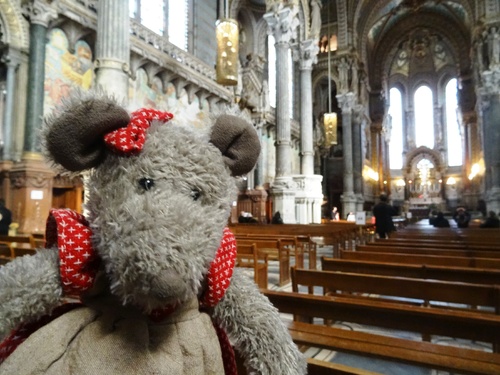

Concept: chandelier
[[215, 1, 238, 86], [323, 8, 337, 146]]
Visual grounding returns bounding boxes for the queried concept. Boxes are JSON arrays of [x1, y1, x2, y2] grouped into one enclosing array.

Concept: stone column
[[371, 123, 382, 195], [11, 0, 57, 234], [478, 69, 500, 213], [24, 0, 57, 154], [405, 107, 416, 149], [1, 51, 20, 161], [95, 0, 130, 103], [298, 39, 318, 175], [353, 104, 365, 211], [264, 5, 299, 223], [337, 93, 357, 215], [291, 39, 323, 224]]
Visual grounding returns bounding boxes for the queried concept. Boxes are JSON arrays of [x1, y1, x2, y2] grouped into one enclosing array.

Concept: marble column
[[353, 104, 365, 211], [264, 6, 299, 223], [24, 0, 57, 154], [298, 39, 318, 175], [479, 68, 500, 213], [11, 0, 57, 234], [337, 93, 357, 215], [95, 0, 130, 103], [1, 51, 20, 161], [405, 107, 416, 149], [291, 39, 323, 223]]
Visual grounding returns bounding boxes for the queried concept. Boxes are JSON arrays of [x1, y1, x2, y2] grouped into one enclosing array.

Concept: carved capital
[[478, 70, 500, 110], [23, 0, 58, 27], [295, 39, 319, 70], [336, 92, 355, 114], [264, 6, 299, 45], [11, 172, 51, 189]]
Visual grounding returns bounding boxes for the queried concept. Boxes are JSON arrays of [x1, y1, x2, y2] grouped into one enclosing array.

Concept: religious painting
[[44, 28, 94, 115]]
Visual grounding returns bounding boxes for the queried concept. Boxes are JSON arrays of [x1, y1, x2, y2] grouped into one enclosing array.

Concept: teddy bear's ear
[[45, 98, 130, 172], [210, 114, 261, 177]]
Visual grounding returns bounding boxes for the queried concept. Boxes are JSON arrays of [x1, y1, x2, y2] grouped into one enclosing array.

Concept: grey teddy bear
[[0, 90, 306, 374]]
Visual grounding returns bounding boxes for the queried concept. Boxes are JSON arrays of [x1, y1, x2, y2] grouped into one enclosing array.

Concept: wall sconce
[[362, 166, 379, 181], [324, 112, 337, 146], [468, 163, 481, 180], [215, 18, 239, 86]]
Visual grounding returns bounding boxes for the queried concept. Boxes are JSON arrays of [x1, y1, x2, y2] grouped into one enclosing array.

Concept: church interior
[[0, 0, 498, 231], [0, 1, 500, 374]]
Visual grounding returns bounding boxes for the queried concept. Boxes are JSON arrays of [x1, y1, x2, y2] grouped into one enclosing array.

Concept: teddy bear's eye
[[190, 189, 201, 201], [138, 178, 155, 191]]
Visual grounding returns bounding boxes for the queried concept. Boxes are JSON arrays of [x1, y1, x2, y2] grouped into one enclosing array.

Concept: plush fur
[[0, 91, 307, 374]]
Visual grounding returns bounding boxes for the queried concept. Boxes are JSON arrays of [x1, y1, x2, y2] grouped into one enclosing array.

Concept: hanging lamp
[[324, 6, 337, 146], [215, 0, 238, 86]]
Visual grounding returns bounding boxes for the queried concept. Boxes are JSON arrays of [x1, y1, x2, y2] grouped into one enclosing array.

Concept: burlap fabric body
[[1, 297, 224, 374]]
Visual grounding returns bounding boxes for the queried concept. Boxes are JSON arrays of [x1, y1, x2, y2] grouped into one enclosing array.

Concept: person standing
[[0, 199, 12, 235], [372, 194, 395, 239]]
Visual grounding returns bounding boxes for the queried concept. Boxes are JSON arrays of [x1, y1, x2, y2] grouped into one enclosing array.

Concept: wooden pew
[[264, 290, 500, 374], [358, 244, 500, 259], [230, 223, 368, 252], [235, 243, 268, 289], [236, 233, 317, 269], [321, 257, 500, 285], [236, 238, 290, 286], [374, 237, 500, 250], [291, 267, 500, 313], [0, 234, 36, 248], [340, 250, 500, 269], [306, 358, 382, 375]]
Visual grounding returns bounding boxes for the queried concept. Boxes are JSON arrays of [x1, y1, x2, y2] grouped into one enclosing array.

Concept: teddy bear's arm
[[0, 249, 62, 338], [212, 268, 307, 375]]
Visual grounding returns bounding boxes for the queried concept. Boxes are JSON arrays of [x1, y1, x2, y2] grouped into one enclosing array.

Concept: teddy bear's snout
[[148, 269, 189, 301]]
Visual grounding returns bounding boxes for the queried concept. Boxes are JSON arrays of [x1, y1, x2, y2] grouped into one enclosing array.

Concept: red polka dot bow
[[104, 108, 174, 155]]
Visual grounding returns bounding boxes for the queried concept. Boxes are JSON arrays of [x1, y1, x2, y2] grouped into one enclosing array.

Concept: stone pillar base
[[341, 192, 357, 219], [271, 177, 297, 224], [9, 153, 55, 234], [293, 175, 323, 224], [355, 193, 365, 213]]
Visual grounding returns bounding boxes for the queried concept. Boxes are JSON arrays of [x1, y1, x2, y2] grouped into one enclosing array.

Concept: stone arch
[[312, 69, 338, 95], [237, 6, 257, 62], [0, 0, 29, 50], [404, 146, 444, 174], [255, 18, 269, 60]]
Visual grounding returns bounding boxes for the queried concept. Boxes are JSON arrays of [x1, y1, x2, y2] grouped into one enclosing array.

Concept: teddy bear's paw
[[0, 249, 62, 337]]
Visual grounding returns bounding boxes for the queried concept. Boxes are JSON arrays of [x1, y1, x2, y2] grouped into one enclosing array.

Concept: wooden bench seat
[[236, 233, 317, 269], [264, 290, 500, 374], [340, 250, 500, 268], [235, 243, 268, 289], [321, 257, 500, 285], [358, 244, 500, 259], [236, 238, 290, 285], [374, 237, 500, 250], [0, 234, 36, 248], [306, 358, 382, 375], [291, 267, 500, 313], [288, 320, 500, 375]]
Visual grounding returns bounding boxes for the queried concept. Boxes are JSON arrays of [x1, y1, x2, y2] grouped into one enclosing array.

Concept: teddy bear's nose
[[149, 270, 187, 300]]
